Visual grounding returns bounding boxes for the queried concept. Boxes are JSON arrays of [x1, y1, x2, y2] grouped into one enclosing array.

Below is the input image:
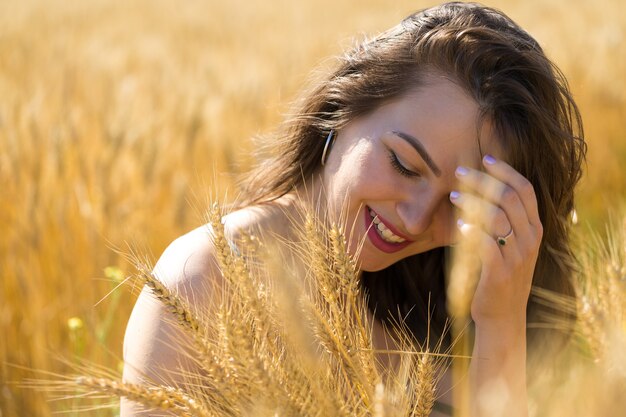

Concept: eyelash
[[387, 150, 420, 178]]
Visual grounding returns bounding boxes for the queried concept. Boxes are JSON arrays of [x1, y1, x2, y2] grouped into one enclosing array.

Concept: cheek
[[330, 156, 377, 194], [323, 145, 401, 220], [352, 157, 399, 193], [431, 202, 457, 244]]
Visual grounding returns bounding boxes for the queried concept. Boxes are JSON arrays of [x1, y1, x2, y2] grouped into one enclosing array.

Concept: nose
[[396, 190, 454, 240]]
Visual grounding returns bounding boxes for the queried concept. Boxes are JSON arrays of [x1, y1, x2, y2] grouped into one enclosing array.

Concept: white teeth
[[369, 209, 406, 244]]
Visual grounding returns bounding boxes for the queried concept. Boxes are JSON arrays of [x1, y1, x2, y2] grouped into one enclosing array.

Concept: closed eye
[[387, 149, 420, 178]]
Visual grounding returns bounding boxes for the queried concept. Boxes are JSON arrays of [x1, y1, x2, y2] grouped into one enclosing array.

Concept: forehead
[[366, 76, 503, 170]]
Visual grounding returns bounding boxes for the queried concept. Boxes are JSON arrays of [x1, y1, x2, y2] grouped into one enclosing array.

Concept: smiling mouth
[[368, 209, 407, 243]]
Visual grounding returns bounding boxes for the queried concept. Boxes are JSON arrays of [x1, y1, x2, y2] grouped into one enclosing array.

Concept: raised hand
[[449, 154, 543, 326]]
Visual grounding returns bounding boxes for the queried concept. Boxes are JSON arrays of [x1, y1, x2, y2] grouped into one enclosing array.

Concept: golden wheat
[[31, 198, 626, 417], [49, 201, 446, 417], [75, 376, 212, 417], [3, 0, 626, 416], [412, 354, 436, 417]]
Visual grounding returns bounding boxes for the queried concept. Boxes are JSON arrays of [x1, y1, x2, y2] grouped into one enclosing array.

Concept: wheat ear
[[411, 353, 436, 417], [131, 257, 242, 413], [135, 261, 228, 378], [264, 247, 348, 417], [208, 203, 320, 417], [300, 214, 372, 412], [329, 223, 379, 386], [75, 376, 214, 417]]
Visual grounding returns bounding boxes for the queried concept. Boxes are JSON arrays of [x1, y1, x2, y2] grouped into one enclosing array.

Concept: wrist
[[470, 318, 529, 417], [473, 319, 527, 355], [474, 314, 526, 335]]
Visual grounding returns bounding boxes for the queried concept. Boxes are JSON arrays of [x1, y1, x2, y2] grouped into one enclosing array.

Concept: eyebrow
[[391, 130, 442, 177]]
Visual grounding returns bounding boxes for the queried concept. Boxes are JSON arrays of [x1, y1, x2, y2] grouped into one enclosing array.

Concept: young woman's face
[[319, 75, 503, 271]]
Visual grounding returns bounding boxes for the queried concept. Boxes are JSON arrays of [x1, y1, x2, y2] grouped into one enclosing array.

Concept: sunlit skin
[[122, 75, 542, 417], [313, 74, 506, 272], [309, 74, 542, 417], [313, 73, 543, 326]]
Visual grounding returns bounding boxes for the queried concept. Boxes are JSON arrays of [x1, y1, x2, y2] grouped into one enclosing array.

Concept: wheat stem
[[75, 376, 213, 417]]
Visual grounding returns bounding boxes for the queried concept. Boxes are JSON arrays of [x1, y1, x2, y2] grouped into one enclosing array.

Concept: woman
[[122, 2, 585, 416]]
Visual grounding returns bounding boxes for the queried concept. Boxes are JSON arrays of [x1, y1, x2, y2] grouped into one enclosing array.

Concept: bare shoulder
[[120, 224, 221, 415], [123, 223, 220, 362], [152, 224, 222, 300], [121, 206, 268, 374], [120, 201, 296, 415]]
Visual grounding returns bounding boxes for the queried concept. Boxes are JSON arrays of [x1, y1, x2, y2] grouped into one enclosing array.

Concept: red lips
[[364, 206, 413, 254]]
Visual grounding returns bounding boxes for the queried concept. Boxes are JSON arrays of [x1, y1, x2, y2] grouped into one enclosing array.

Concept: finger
[[454, 167, 532, 241], [457, 220, 503, 265], [481, 155, 541, 228], [449, 190, 511, 238]]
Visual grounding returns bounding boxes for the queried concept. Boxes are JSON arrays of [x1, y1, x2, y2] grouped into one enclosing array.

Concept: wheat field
[[1, 0, 625, 416]]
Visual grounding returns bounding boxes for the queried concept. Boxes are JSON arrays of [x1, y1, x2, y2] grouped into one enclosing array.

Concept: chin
[[354, 249, 399, 272], [360, 263, 392, 273]]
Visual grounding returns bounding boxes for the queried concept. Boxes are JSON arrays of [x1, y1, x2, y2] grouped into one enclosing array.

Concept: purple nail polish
[[450, 191, 461, 200], [457, 218, 465, 228], [484, 154, 496, 165], [455, 166, 469, 176]]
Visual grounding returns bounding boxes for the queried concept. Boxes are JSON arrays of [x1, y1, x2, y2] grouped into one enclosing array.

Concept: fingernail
[[457, 218, 465, 229], [483, 154, 496, 165], [455, 166, 469, 176], [450, 190, 461, 201]]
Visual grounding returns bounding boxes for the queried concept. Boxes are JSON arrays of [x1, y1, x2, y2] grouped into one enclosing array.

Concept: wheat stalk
[[300, 214, 377, 414], [74, 376, 213, 417], [329, 223, 378, 383], [411, 353, 436, 417], [47, 201, 451, 417], [207, 202, 338, 417], [132, 259, 235, 395]]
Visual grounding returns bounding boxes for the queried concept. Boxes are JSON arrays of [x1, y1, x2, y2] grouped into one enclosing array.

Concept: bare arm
[[470, 319, 528, 417], [452, 155, 543, 417]]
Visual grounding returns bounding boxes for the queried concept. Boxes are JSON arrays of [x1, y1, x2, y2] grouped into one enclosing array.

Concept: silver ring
[[496, 228, 513, 246]]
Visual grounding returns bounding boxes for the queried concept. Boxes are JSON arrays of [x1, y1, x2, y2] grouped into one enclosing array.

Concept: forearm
[[469, 321, 528, 417]]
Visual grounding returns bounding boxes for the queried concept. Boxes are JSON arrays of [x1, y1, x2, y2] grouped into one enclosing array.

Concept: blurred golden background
[[1, 0, 624, 415]]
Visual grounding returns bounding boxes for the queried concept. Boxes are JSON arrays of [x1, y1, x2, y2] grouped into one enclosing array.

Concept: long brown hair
[[236, 2, 586, 357]]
